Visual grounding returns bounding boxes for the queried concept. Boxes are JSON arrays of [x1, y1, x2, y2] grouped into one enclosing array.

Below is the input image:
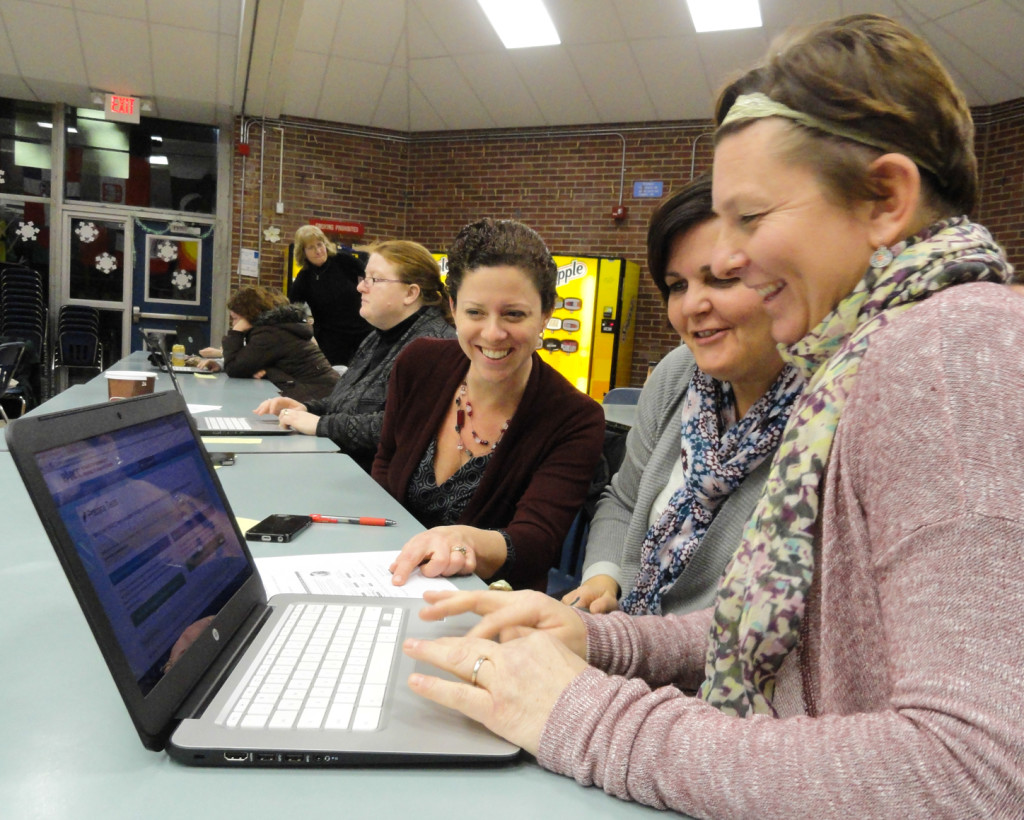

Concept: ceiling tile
[[409, 56, 496, 130], [333, 0, 404, 63], [150, 24, 219, 100], [78, 13, 154, 97], [76, 0, 146, 18], [568, 42, 657, 123], [370, 66, 410, 131], [147, 0, 219, 30], [412, 0, 504, 55], [546, 0, 626, 44], [608, 0, 692, 38], [630, 36, 713, 121], [453, 52, 546, 128], [694, 28, 771, 97], [407, 81, 447, 132], [507, 48, 599, 125], [406, 2, 446, 60], [3, 0, 86, 84], [295, 0, 343, 55], [316, 58, 391, 125], [283, 50, 329, 119]]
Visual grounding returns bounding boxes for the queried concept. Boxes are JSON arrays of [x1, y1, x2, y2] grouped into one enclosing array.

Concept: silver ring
[[282, 409, 289, 415], [470, 655, 490, 687], [451, 545, 467, 555]]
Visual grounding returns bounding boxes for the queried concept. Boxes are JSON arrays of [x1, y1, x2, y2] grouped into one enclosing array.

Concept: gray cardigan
[[583, 344, 774, 615]]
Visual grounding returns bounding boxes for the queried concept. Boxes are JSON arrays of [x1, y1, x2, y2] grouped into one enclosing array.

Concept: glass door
[[60, 210, 131, 388]]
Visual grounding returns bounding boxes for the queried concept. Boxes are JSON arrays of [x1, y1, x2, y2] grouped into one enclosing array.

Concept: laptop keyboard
[[204, 416, 253, 431], [220, 603, 403, 732]]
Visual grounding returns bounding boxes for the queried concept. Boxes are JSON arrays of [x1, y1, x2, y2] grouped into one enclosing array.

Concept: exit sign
[[105, 93, 140, 124]]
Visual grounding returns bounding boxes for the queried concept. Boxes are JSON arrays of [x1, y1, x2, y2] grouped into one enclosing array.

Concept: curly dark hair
[[445, 218, 557, 313]]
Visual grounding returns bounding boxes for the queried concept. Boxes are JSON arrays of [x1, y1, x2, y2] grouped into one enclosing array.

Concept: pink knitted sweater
[[538, 283, 1024, 818]]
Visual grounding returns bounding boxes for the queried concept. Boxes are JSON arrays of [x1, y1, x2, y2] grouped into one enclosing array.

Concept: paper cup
[[105, 371, 156, 400]]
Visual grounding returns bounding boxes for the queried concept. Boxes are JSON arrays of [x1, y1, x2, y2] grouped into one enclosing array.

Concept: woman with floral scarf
[[397, 14, 1024, 819]]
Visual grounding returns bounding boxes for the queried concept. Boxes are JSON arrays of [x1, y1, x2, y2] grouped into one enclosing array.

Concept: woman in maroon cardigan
[[373, 219, 605, 592]]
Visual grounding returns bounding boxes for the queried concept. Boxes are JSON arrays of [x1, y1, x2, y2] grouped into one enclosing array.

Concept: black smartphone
[[244, 514, 313, 543]]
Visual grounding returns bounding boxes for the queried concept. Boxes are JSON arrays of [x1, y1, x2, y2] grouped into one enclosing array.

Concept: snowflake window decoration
[[95, 252, 118, 275], [75, 221, 100, 244], [172, 269, 194, 291], [263, 225, 282, 244], [16, 221, 40, 242], [0, 169, 5, 185], [156, 241, 178, 262]]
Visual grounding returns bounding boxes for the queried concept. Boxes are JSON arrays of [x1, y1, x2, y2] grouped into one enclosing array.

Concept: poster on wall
[[145, 235, 200, 304]]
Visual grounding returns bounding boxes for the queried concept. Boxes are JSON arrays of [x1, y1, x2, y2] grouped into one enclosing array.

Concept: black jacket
[[221, 304, 340, 403]]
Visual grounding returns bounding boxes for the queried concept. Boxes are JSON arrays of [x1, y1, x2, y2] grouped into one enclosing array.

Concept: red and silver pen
[[310, 513, 396, 527]]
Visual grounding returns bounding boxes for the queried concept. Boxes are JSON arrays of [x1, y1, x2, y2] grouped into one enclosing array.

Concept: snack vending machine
[[435, 253, 640, 402]]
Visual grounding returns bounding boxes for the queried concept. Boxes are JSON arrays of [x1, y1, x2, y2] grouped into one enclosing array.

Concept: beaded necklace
[[454, 380, 509, 456]]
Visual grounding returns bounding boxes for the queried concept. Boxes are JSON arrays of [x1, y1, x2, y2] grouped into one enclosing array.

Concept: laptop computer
[[143, 332, 293, 436], [6, 390, 518, 766]]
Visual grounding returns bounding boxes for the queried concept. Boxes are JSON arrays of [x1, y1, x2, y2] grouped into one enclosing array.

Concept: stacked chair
[[52, 305, 103, 387], [0, 340, 27, 422], [0, 264, 48, 406]]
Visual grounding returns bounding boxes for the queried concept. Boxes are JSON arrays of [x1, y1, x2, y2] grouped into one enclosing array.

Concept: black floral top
[[406, 438, 491, 527]]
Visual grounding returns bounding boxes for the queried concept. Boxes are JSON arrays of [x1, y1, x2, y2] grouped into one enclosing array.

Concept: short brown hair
[[714, 14, 977, 215], [647, 177, 714, 303], [227, 285, 287, 323]]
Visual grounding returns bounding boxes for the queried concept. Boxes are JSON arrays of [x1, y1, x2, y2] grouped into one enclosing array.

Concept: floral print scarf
[[620, 365, 802, 615], [698, 217, 1012, 716]]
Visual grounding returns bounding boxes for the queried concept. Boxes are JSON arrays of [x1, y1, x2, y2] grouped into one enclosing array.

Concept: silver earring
[[870, 245, 894, 270]]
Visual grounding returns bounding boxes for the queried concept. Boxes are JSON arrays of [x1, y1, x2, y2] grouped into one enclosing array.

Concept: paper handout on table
[[255, 550, 457, 598]]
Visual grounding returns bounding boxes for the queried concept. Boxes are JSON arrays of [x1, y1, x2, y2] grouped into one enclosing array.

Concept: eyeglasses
[[357, 275, 405, 287]]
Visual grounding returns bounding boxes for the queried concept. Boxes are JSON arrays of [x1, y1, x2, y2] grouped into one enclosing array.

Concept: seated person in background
[[400, 15, 1024, 817], [254, 240, 456, 471], [289, 225, 372, 366], [563, 178, 802, 615], [376, 218, 606, 592], [220, 284, 339, 403]]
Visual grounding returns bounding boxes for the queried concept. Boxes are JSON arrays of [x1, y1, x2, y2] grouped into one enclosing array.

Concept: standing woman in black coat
[[289, 225, 371, 365]]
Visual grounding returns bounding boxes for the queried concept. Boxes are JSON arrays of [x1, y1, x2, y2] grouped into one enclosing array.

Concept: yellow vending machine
[[434, 253, 640, 402]]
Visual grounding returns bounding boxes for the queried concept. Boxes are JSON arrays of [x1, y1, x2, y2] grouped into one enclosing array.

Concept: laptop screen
[[32, 411, 251, 696]]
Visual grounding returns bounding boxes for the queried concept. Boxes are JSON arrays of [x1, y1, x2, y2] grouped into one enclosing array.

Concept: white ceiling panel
[[76, 0, 146, 18], [547, 0, 627, 45], [284, 51, 329, 119], [371, 66, 410, 131], [631, 36, 714, 121], [508, 48, 599, 125], [333, 0, 405, 64], [568, 42, 657, 123], [78, 13, 154, 97], [0, 0, 1022, 129], [147, 0, 220, 31], [150, 25, 219, 100], [610, 0, 693, 38], [4, 1, 86, 85], [409, 56, 494, 130], [453, 52, 546, 129], [317, 58, 392, 125]]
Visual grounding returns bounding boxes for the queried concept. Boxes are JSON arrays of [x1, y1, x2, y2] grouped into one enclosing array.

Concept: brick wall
[[231, 101, 1024, 385]]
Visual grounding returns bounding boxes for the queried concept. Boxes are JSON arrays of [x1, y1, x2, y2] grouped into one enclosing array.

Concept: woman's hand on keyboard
[[417, 589, 587, 658], [403, 630, 586, 755]]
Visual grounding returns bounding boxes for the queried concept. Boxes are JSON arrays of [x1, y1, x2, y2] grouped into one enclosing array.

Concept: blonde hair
[[361, 239, 453, 324], [294, 225, 337, 263]]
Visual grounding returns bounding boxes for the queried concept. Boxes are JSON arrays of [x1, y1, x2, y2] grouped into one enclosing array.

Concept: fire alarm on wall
[[610, 205, 628, 220]]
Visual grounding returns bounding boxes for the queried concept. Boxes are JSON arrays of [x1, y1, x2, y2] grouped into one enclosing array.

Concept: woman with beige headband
[[398, 15, 1024, 817]]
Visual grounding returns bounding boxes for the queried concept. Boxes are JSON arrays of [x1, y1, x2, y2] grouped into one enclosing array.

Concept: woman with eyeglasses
[[377, 218, 606, 593], [289, 225, 371, 366], [255, 240, 456, 471]]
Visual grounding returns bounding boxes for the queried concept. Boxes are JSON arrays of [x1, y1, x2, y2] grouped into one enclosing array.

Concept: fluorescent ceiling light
[[149, 155, 169, 166], [37, 122, 53, 129], [687, 0, 762, 33], [478, 0, 560, 49]]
